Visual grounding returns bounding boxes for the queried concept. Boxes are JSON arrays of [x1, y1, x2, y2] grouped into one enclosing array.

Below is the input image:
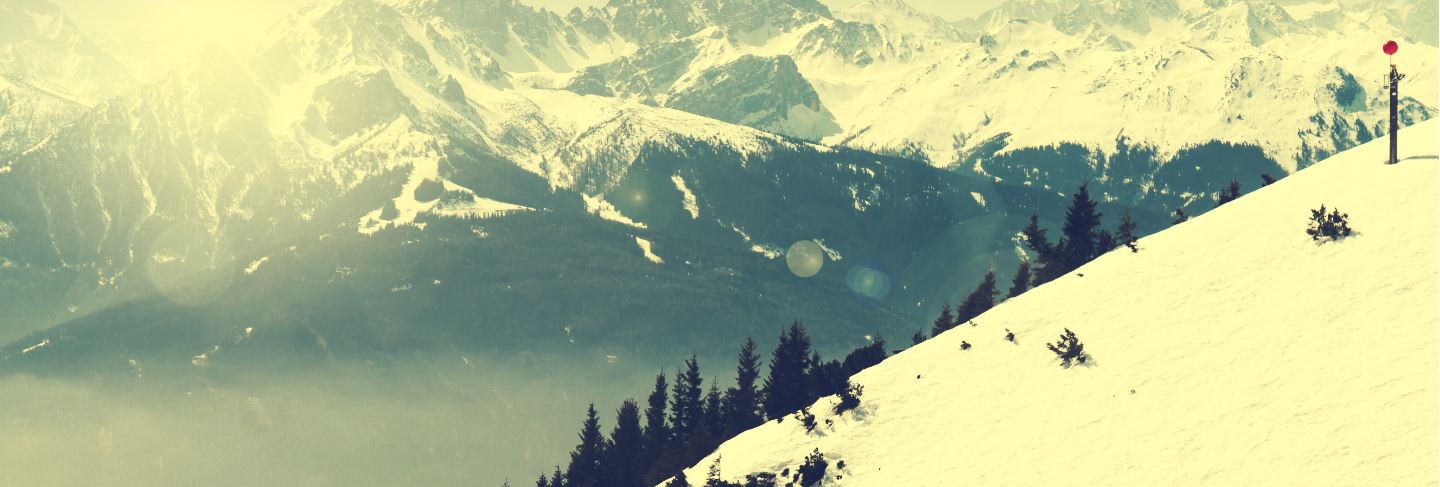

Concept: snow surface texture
[[670, 120, 1439, 486]]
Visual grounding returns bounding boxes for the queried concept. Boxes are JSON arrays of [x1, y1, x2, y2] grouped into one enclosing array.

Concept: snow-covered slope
[[670, 120, 1439, 485]]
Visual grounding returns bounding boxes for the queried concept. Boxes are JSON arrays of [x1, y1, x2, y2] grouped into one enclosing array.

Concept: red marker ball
[[1384, 40, 1399, 55]]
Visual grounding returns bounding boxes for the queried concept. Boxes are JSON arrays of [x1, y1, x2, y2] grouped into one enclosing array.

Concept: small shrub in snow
[[960, 341, 972, 350], [833, 381, 863, 415], [1046, 328, 1089, 368], [705, 457, 743, 487], [1306, 205, 1353, 242], [1260, 173, 1277, 186], [795, 407, 817, 432], [1005, 329, 1016, 343], [797, 449, 828, 487], [1171, 208, 1188, 225]]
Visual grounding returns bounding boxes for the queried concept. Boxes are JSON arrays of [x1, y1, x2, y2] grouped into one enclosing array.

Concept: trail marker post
[[1383, 40, 1404, 165]]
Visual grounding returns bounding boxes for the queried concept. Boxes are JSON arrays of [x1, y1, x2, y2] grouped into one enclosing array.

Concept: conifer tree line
[[532, 322, 887, 487], [920, 182, 1143, 342], [534, 183, 1155, 486]]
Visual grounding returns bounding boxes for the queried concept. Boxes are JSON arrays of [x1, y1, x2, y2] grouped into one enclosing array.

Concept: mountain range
[[0, 0, 1433, 485]]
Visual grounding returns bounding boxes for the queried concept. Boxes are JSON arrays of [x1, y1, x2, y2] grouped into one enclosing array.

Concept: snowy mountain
[[532, 0, 1440, 176], [0, 0, 1433, 484], [0, 3, 1094, 482], [0, 0, 133, 103], [0, 73, 86, 163], [666, 119, 1439, 486], [504, 0, 1438, 214], [5, 0, 1430, 281]]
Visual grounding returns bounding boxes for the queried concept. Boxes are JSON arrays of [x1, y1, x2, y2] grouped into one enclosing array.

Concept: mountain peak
[[839, 0, 961, 39], [0, 0, 135, 102]]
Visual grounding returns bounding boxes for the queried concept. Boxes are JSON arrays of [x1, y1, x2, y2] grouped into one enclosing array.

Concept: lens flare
[[846, 265, 891, 300], [786, 240, 825, 278]]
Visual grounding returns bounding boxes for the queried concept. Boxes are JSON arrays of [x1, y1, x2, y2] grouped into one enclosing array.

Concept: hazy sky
[[52, 0, 1006, 78]]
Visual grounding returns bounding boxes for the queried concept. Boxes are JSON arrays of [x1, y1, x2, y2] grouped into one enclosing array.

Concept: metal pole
[[1389, 64, 1399, 164]]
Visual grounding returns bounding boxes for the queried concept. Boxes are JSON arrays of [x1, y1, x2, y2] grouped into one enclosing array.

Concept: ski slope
[[672, 120, 1440, 486]]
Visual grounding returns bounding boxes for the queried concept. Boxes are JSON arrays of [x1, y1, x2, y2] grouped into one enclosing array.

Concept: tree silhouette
[[762, 321, 812, 420], [565, 404, 606, 487], [722, 338, 763, 437], [640, 373, 671, 485], [1115, 208, 1139, 253], [1006, 260, 1031, 298], [1058, 182, 1106, 273], [930, 302, 956, 337], [1215, 179, 1241, 207], [669, 357, 705, 455], [954, 270, 997, 324], [605, 400, 643, 487]]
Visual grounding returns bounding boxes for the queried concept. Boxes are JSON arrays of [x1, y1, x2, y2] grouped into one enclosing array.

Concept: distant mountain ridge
[[0, 0, 133, 103]]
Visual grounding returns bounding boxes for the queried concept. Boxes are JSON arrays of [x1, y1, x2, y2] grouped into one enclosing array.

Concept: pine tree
[[669, 357, 705, 455], [689, 384, 724, 459], [1006, 260, 1031, 298], [566, 404, 606, 487], [551, 466, 567, 487], [1215, 179, 1241, 207], [722, 338, 763, 437], [911, 329, 927, 345], [668, 470, 691, 487], [954, 270, 997, 324], [841, 335, 886, 375], [1058, 182, 1105, 273], [1021, 214, 1053, 256], [930, 302, 955, 337], [762, 321, 812, 420], [1022, 214, 1064, 285], [1172, 208, 1188, 225], [537, 474, 549, 487], [1096, 230, 1116, 255], [1115, 208, 1139, 253], [606, 400, 643, 487], [703, 384, 724, 438], [1260, 173, 1277, 186], [705, 456, 724, 487], [640, 373, 671, 486], [806, 353, 846, 399]]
